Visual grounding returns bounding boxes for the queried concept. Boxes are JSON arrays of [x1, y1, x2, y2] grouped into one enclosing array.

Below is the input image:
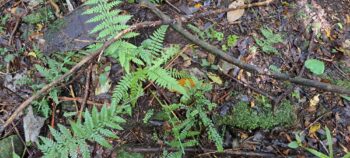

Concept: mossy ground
[[217, 100, 296, 130]]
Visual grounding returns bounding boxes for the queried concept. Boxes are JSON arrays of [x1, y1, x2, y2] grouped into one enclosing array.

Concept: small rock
[[189, 67, 206, 79], [252, 131, 265, 142], [23, 106, 46, 143], [41, 6, 98, 54]]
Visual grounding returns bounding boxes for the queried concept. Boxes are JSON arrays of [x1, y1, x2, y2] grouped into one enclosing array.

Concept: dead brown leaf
[[227, 0, 245, 24]]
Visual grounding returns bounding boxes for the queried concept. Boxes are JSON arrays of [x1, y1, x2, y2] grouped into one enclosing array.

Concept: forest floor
[[0, 0, 350, 157]]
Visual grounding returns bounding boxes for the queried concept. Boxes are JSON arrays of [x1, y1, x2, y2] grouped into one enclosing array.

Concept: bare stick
[[78, 63, 93, 120], [126, 147, 279, 157], [140, 0, 350, 95], [180, 0, 275, 22], [142, 0, 275, 24], [58, 97, 105, 106], [8, 17, 20, 45], [0, 20, 162, 133]]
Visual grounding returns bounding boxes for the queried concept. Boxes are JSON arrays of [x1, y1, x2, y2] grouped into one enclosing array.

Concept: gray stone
[[41, 6, 98, 54]]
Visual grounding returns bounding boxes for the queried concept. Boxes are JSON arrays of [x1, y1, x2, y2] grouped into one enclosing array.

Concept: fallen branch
[[182, 0, 274, 21], [126, 147, 280, 157], [149, 0, 275, 24], [78, 63, 93, 120], [140, 0, 350, 95], [58, 96, 105, 106], [0, 20, 162, 133]]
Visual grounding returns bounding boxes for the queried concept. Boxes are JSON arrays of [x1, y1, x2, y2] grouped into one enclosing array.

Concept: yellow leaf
[[250, 101, 255, 108], [177, 78, 195, 88], [207, 72, 223, 85], [281, 1, 289, 6], [240, 132, 249, 139], [308, 94, 320, 112], [194, 3, 202, 9], [309, 94, 320, 107], [28, 52, 37, 58], [324, 27, 333, 40], [309, 122, 321, 135], [36, 24, 44, 31]]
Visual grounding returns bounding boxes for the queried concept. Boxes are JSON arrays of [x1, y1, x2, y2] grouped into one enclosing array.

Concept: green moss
[[23, 7, 55, 24], [334, 79, 350, 89], [217, 100, 296, 130], [115, 149, 143, 158]]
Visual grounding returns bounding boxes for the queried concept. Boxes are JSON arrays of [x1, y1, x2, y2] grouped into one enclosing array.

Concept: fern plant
[[109, 25, 188, 106], [38, 0, 136, 157], [155, 98, 200, 157], [38, 104, 129, 158], [83, 0, 137, 40], [84, 0, 187, 105], [181, 79, 223, 152], [38, 0, 188, 157], [154, 79, 224, 158], [254, 27, 283, 54], [16, 52, 78, 117]]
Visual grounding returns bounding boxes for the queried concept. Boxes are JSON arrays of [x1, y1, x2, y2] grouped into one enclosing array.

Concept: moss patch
[[217, 100, 296, 130], [23, 7, 55, 24]]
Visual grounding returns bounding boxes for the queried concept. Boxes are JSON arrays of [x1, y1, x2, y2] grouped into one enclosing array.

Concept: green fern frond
[[151, 45, 179, 68], [198, 108, 223, 151], [147, 67, 187, 95], [38, 106, 126, 158], [106, 40, 139, 73], [111, 73, 133, 106], [168, 68, 191, 79], [129, 70, 146, 106], [83, 0, 132, 40], [150, 0, 164, 4], [144, 25, 169, 55]]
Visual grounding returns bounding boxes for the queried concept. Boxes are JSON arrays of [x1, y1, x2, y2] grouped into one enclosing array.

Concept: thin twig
[[165, 0, 181, 13], [125, 147, 279, 157], [50, 102, 56, 128], [0, 84, 25, 101], [58, 96, 105, 106], [183, 0, 274, 21], [0, 20, 162, 133], [8, 17, 21, 45], [48, 0, 63, 18], [78, 63, 93, 120], [0, 0, 12, 8], [302, 111, 332, 134], [69, 85, 79, 112], [220, 71, 275, 100], [140, 0, 275, 24], [273, 31, 315, 108]]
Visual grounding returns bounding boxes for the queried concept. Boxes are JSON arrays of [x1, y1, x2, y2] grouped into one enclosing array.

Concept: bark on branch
[[140, 0, 350, 95]]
